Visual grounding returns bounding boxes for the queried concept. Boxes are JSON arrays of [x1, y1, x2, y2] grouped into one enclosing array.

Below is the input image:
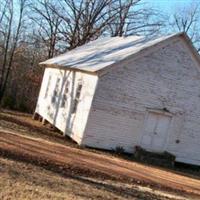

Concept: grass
[[0, 157, 120, 200], [0, 157, 178, 200]]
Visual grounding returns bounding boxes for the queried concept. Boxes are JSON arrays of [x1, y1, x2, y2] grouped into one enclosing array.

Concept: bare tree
[[49, 0, 119, 50], [0, 0, 28, 102], [107, 0, 165, 37], [47, 0, 165, 50], [169, 2, 200, 52], [0, 0, 14, 101], [30, 0, 62, 58]]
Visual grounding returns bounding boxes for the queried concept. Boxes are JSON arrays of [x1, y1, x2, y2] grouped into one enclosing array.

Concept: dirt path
[[0, 130, 200, 197]]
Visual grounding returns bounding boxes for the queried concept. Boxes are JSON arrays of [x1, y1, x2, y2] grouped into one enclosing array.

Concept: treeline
[[0, 0, 199, 113]]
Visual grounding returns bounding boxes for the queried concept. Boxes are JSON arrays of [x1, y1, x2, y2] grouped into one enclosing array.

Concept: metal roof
[[40, 33, 184, 72]]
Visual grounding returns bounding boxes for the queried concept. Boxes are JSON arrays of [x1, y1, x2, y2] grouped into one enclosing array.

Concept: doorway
[[141, 111, 172, 152]]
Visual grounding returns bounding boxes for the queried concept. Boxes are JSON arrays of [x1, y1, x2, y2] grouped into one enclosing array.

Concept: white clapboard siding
[[83, 37, 200, 165], [35, 67, 98, 143], [83, 109, 144, 152]]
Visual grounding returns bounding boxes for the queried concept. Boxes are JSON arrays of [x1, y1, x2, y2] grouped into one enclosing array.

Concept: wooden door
[[141, 112, 171, 152]]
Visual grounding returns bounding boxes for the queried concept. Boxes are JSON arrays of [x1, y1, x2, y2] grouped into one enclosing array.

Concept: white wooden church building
[[35, 32, 200, 165]]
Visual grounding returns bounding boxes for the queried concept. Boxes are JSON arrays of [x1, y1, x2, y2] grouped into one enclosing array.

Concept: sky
[[144, 0, 194, 13]]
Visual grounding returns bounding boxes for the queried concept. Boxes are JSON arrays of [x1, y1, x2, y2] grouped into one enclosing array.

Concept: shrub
[[115, 146, 125, 155], [18, 101, 29, 113], [1, 95, 16, 109]]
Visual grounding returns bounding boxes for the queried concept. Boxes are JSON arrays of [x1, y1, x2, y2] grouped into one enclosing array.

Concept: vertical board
[[152, 115, 171, 150], [141, 112, 172, 152]]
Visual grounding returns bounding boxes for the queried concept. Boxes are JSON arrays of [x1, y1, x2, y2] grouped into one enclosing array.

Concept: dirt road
[[0, 130, 200, 197]]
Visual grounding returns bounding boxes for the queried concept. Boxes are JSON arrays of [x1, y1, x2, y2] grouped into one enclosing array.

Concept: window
[[72, 83, 82, 113], [44, 75, 52, 98], [61, 80, 69, 108], [51, 78, 60, 103]]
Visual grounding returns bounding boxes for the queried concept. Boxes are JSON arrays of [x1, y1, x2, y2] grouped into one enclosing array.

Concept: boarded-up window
[[61, 80, 69, 108], [44, 75, 52, 98], [51, 78, 60, 103], [72, 83, 82, 113]]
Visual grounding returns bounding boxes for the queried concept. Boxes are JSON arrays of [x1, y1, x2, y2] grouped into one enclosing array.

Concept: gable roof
[[40, 32, 200, 73]]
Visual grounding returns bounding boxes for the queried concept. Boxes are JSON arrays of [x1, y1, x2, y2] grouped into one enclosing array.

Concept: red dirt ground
[[0, 130, 200, 198]]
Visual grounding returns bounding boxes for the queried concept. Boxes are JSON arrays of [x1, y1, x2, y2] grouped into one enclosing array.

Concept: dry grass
[[0, 157, 189, 200], [0, 109, 74, 146], [0, 157, 120, 200]]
